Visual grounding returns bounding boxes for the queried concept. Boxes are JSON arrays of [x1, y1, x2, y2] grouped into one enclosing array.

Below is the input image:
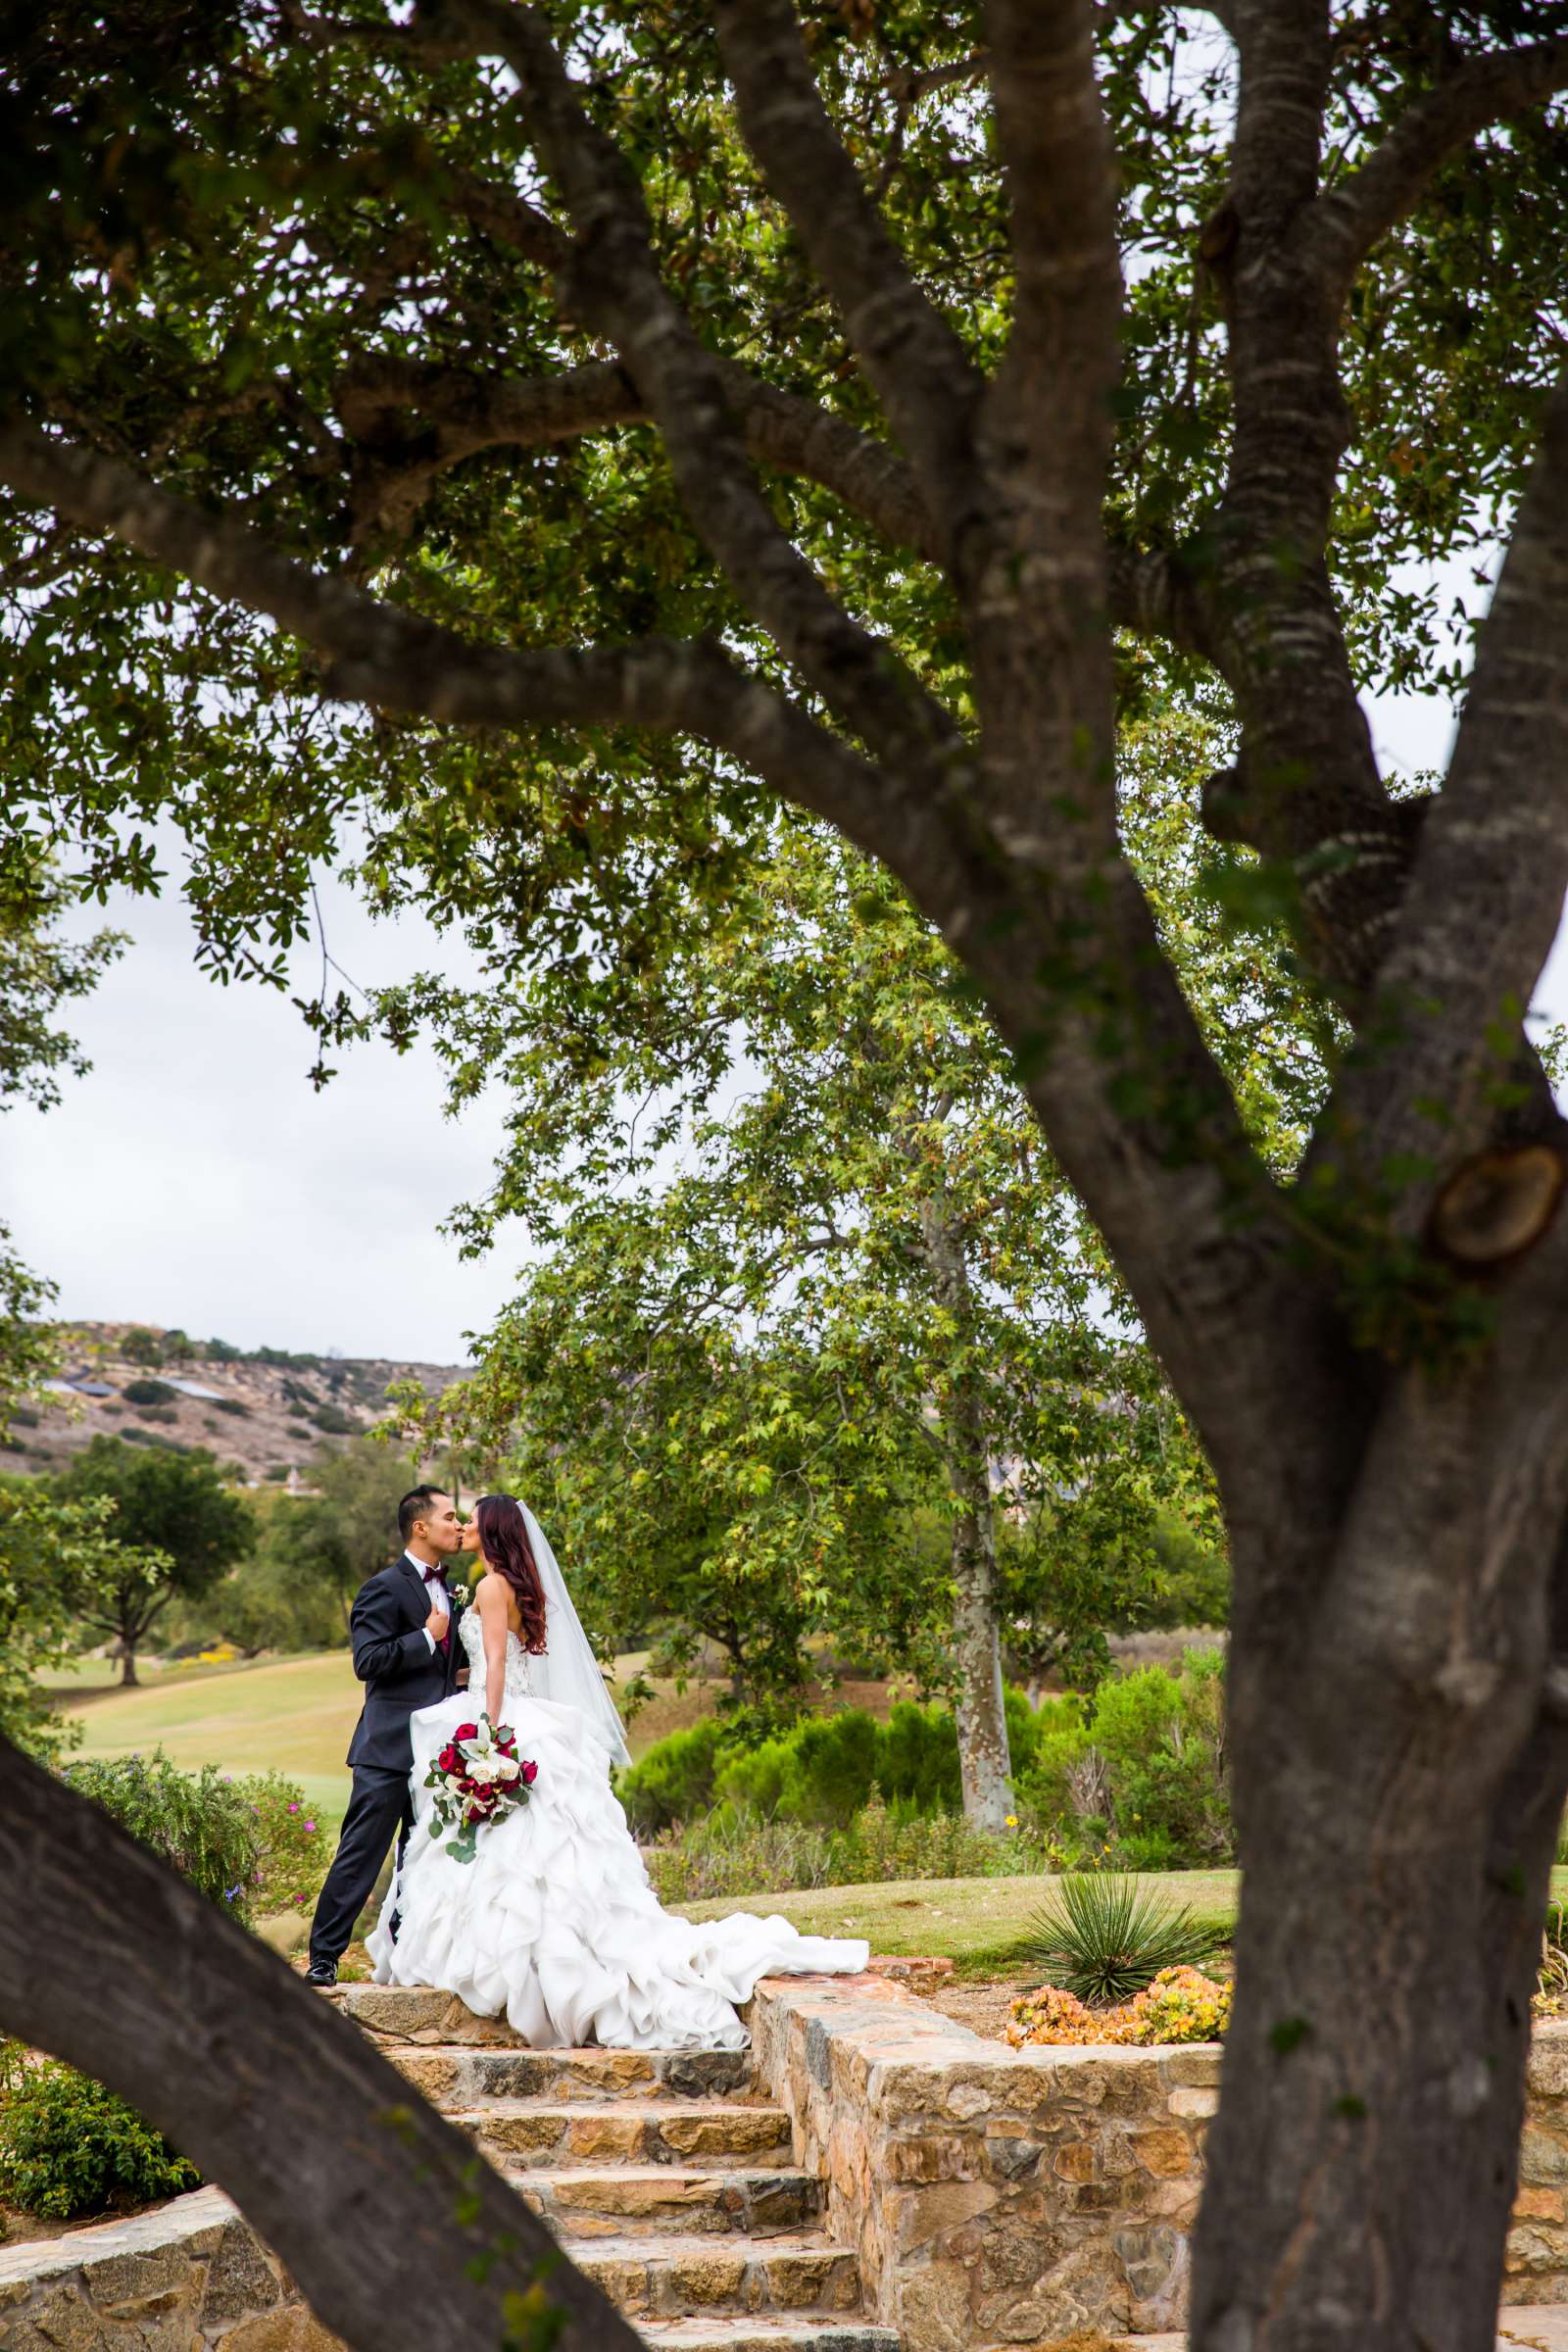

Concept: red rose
[[437, 1745, 459, 1773], [454, 1722, 479, 1742], [521, 1760, 538, 1786]]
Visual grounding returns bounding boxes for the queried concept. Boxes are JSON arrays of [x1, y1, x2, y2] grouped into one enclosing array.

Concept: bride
[[367, 1493, 869, 2048]]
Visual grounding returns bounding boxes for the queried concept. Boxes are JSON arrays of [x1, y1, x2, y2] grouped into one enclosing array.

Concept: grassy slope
[[683, 1868, 1568, 1977], [680, 1871, 1244, 1976], [62, 1652, 361, 1830], [53, 1646, 702, 1833]]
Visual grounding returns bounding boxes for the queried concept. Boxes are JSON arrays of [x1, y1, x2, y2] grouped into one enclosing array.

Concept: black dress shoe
[[305, 1961, 337, 1986]]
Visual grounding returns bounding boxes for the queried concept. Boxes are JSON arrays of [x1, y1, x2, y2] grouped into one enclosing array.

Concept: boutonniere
[[449, 1579, 473, 1607]]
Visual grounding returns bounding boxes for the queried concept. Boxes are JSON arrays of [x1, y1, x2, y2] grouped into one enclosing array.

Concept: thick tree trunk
[[1190, 1382, 1568, 2352], [0, 1735, 645, 2352], [949, 1480, 1013, 1831], [119, 1642, 139, 1687], [908, 1173, 1014, 1831]]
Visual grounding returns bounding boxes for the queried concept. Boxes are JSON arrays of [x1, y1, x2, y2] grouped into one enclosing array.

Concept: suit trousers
[[309, 1764, 415, 1968]]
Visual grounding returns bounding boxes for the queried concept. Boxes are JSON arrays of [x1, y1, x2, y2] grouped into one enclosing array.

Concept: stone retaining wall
[[745, 1975, 1568, 2348], [0, 2185, 333, 2351]]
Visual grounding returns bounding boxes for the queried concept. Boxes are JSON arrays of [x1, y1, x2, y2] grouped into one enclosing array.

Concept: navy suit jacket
[[345, 1557, 466, 1773]]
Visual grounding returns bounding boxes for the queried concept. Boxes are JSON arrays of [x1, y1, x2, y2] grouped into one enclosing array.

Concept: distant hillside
[[3, 1322, 469, 1487]]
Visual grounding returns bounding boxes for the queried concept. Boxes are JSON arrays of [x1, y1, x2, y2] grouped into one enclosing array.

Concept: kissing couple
[[308, 1487, 866, 2049]]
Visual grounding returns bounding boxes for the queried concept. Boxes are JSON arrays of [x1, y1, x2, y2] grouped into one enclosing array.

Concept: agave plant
[[1028, 1874, 1223, 2007]]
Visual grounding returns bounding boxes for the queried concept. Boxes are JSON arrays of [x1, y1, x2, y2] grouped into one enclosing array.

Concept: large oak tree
[[5, 4, 1568, 2348]]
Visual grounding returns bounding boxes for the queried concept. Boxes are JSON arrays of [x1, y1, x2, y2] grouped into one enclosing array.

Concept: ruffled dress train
[[367, 1616, 868, 2048]]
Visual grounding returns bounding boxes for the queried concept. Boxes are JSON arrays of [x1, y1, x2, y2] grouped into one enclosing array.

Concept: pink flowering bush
[[235, 1772, 329, 1915]]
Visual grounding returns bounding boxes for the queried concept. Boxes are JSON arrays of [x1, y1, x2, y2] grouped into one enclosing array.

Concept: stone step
[[510, 2165, 824, 2240], [634, 2323, 901, 2352], [382, 2039, 758, 2108], [452, 2098, 793, 2170], [572, 2230, 862, 2320]]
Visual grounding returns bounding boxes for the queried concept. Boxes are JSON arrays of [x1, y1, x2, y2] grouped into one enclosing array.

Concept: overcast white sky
[[6, 677, 1567, 1364]]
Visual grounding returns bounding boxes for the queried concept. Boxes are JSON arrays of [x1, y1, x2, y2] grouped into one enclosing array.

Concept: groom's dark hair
[[398, 1485, 447, 1544]]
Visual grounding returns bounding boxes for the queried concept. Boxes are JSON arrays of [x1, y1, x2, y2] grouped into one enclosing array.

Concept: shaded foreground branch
[[0, 1734, 643, 2352]]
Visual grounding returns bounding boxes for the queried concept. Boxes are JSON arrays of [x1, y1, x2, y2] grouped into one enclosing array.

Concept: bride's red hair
[[475, 1494, 548, 1655]]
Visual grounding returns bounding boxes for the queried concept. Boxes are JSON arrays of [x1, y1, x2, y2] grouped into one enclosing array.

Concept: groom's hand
[[425, 1603, 451, 1643], [455, 1667, 470, 1688]]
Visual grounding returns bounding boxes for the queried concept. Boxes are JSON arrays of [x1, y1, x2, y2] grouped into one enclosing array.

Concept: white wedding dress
[[367, 1608, 869, 2048]]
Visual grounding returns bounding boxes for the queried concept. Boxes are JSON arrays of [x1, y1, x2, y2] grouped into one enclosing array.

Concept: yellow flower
[[1004, 1814, 1017, 1828]]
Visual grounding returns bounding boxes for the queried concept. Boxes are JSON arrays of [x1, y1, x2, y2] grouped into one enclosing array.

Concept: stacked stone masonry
[[5, 1976, 1568, 2349], [0, 1981, 900, 2352], [743, 1978, 1568, 2346]]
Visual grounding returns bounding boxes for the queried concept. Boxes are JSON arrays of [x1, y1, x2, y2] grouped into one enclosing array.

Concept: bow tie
[[421, 1567, 445, 1582]]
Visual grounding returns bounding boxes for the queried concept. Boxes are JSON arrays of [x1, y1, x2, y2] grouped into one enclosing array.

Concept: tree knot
[[1428, 1145, 1567, 1269]]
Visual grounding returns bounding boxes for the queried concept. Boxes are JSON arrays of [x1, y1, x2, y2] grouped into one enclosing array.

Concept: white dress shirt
[[408, 1550, 452, 1652]]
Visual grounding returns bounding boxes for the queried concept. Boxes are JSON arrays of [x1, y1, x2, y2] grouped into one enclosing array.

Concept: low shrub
[[643, 1789, 1048, 1902], [236, 1773, 330, 1914], [211, 1396, 251, 1417], [59, 1752, 260, 1921], [716, 1709, 892, 1825], [0, 2044, 200, 2219], [1027, 1873, 1222, 2004], [1134, 1962, 1233, 2042], [310, 1403, 359, 1436], [617, 1716, 731, 1836], [621, 1689, 1047, 1837], [122, 1379, 178, 1406], [645, 1812, 839, 1902], [1007, 1965, 1231, 2048], [830, 1789, 1045, 1883], [1016, 1648, 1231, 1870]]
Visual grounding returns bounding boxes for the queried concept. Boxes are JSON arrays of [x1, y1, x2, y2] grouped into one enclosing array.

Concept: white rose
[[466, 1755, 500, 1784], [495, 1755, 520, 1782]]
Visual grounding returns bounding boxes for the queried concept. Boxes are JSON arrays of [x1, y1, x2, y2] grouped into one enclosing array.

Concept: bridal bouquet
[[424, 1718, 538, 1864]]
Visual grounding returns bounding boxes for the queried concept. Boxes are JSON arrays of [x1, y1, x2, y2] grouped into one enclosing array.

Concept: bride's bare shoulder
[[475, 1570, 524, 1637]]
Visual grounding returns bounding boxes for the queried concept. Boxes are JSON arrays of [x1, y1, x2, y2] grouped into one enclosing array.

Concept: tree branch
[[0, 414, 879, 811], [417, 1, 959, 778], [0, 1734, 645, 2352], [1194, 2, 1412, 997], [1322, 368, 1568, 1196], [1230, 0, 1332, 234], [337, 354, 941, 561], [0, 414, 1003, 1003], [984, 0, 1121, 498], [1107, 539, 1227, 663], [712, 0, 983, 546], [0, 432, 1298, 1503], [971, 0, 1123, 790], [440, 160, 574, 274], [1304, 38, 1568, 293]]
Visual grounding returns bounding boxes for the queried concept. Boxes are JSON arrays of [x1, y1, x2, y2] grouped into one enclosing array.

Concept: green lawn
[[49, 1643, 685, 1837], [60, 1652, 361, 1832], [682, 1868, 1568, 1977], [681, 1870, 1243, 1976]]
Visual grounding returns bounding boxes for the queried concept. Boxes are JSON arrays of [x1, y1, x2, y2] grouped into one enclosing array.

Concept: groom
[[306, 1485, 467, 1986]]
